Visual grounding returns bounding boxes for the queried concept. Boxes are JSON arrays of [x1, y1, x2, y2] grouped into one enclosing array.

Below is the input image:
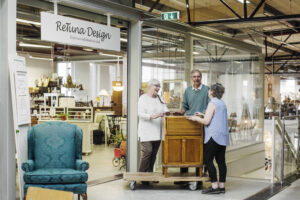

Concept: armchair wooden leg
[[23, 195, 26, 200], [81, 193, 87, 200], [78, 194, 80, 200]]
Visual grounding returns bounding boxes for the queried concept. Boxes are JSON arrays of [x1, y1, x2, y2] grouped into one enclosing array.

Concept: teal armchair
[[22, 122, 89, 200]]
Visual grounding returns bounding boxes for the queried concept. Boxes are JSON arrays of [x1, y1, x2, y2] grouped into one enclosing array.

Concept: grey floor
[[269, 179, 300, 200], [83, 177, 271, 200]]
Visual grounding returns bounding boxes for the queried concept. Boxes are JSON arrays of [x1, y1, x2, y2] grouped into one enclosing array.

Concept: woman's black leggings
[[204, 138, 227, 182]]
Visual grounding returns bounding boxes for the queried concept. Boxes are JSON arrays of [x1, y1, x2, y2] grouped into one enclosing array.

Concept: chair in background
[[22, 121, 89, 200]]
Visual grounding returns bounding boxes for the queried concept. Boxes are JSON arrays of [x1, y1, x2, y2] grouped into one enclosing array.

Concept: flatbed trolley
[[123, 172, 208, 191]]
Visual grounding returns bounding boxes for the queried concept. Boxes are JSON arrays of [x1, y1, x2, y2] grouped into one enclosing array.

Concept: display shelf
[[66, 107, 93, 122], [39, 106, 65, 120]]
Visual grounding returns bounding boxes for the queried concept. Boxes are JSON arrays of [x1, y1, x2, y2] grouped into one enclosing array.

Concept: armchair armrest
[[22, 160, 35, 172], [75, 160, 89, 171]]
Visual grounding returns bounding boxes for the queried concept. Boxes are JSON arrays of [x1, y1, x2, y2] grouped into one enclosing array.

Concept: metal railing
[[272, 115, 300, 183]]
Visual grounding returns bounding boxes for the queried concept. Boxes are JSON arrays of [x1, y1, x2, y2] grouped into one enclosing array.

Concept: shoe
[[201, 187, 220, 194], [141, 181, 150, 185], [219, 187, 225, 193], [174, 181, 188, 185]]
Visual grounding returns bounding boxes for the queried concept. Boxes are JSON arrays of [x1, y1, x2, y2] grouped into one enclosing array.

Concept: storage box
[[25, 187, 73, 200]]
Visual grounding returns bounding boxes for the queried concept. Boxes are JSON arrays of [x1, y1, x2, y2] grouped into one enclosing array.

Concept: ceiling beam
[[219, 0, 242, 19], [249, 0, 265, 18], [264, 40, 300, 56], [193, 14, 300, 26]]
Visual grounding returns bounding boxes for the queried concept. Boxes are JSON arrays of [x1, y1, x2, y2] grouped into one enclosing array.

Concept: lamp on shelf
[[98, 89, 110, 107]]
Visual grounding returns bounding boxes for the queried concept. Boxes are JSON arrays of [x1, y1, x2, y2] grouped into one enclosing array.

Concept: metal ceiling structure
[[16, 0, 300, 75]]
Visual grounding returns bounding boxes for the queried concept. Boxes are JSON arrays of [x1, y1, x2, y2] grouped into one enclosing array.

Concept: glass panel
[[141, 27, 186, 111], [283, 118, 299, 178], [193, 38, 264, 150]]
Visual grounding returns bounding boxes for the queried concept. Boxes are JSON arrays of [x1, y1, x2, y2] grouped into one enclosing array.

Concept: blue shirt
[[204, 98, 229, 146]]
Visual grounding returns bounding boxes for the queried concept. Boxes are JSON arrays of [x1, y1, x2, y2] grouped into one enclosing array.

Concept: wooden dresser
[[162, 116, 203, 177]]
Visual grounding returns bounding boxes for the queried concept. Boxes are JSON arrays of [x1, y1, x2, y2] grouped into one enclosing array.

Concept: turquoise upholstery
[[22, 122, 89, 195]]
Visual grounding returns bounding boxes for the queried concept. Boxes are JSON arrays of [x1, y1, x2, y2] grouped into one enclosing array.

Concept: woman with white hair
[[138, 79, 169, 175]]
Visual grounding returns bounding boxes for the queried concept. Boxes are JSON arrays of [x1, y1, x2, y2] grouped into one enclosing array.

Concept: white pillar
[[127, 21, 142, 172], [89, 63, 97, 102], [0, 0, 16, 199], [185, 34, 193, 86]]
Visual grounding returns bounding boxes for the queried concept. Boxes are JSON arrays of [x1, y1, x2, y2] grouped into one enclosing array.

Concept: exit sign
[[161, 11, 180, 21]]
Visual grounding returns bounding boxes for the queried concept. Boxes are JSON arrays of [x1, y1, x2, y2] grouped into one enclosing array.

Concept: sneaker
[[219, 187, 225, 193], [201, 187, 220, 194], [141, 181, 150, 185]]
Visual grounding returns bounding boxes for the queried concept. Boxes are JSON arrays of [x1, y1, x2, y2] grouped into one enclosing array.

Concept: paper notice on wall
[[14, 71, 31, 125]]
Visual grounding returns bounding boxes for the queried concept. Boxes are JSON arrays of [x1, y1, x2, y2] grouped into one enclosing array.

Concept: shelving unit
[[66, 107, 93, 122]]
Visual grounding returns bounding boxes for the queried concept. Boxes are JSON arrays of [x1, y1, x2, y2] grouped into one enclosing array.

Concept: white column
[[185, 34, 193, 86], [96, 64, 101, 95], [89, 63, 97, 102], [127, 21, 142, 172], [0, 0, 16, 199]]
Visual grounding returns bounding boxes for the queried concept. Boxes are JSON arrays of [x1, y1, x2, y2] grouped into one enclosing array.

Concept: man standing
[[181, 69, 210, 174], [181, 69, 210, 116]]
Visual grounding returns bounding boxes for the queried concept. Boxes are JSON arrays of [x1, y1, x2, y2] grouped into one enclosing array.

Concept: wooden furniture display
[[163, 116, 203, 177]]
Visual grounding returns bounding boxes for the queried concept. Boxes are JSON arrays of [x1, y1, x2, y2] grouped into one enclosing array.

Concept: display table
[[38, 119, 93, 154], [163, 116, 203, 177]]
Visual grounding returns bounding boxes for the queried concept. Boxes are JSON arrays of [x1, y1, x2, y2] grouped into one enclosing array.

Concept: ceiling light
[[16, 18, 41, 26], [193, 52, 200, 55], [143, 59, 176, 67], [237, 0, 250, 3], [29, 55, 53, 61], [177, 49, 185, 52], [83, 48, 94, 52], [120, 38, 127, 42], [19, 42, 51, 49], [99, 52, 121, 57]]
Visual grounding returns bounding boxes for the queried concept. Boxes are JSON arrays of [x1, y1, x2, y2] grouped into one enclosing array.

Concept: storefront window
[[193, 39, 264, 149]]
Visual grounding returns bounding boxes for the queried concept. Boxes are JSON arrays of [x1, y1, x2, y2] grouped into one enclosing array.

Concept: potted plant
[[56, 113, 69, 121]]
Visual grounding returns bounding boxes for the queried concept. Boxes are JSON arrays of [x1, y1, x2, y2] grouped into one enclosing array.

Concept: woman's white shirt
[[138, 94, 169, 142]]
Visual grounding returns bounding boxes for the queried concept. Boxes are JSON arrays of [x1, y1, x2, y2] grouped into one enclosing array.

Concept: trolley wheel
[[112, 157, 120, 167], [188, 181, 197, 191], [129, 181, 136, 190], [120, 156, 126, 166]]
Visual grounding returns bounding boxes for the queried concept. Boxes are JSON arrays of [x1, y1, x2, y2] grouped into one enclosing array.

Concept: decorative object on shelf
[[228, 112, 237, 133], [98, 89, 110, 107], [63, 74, 76, 88], [240, 102, 253, 130], [265, 97, 279, 113]]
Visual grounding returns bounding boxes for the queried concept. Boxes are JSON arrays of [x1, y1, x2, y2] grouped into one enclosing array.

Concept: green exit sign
[[161, 11, 180, 21]]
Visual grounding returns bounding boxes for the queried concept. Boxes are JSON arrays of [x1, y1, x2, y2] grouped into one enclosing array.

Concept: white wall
[[0, 0, 16, 199], [24, 54, 54, 87]]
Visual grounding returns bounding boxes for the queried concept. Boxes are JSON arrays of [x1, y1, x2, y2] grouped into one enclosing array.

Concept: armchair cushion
[[75, 160, 89, 171], [22, 160, 35, 172], [31, 122, 77, 169], [24, 168, 88, 184]]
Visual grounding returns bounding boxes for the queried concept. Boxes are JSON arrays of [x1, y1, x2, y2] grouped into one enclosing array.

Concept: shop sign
[[41, 12, 120, 51], [161, 11, 180, 21]]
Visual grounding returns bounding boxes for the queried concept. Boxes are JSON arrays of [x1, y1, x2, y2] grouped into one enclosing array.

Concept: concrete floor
[[83, 177, 271, 200], [269, 179, 300, 200]]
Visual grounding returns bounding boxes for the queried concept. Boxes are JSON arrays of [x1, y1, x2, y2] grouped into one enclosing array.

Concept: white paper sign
[[41, 12, 120, 51], [14, 71, 31, 125]]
